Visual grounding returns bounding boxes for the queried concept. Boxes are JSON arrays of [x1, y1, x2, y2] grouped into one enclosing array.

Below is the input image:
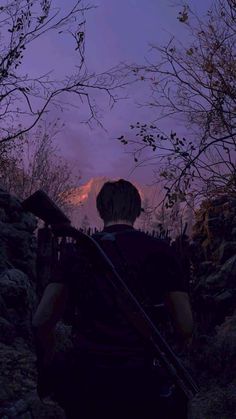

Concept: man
[[32, 179, 193, 418]]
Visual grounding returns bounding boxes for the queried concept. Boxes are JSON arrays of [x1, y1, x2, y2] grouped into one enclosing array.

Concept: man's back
[[59, 224, 188, 367], [49, 223, 190, 418]]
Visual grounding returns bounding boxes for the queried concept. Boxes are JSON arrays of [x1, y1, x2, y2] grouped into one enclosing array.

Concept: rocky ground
[[0, 187, 66, 418], [0, 188, 236, 418]]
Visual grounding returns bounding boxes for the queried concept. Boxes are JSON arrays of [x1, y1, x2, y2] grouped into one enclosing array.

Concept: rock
[[9, 195, 23, 212], [0, 317, 16, 345], [189, 382, 236, 419], [217, 241, 236, 264], [0, 221, 28, 244], [27, 392, 66, 419], [0, 381, 14, 404], [212, 314, 236, 383], [0, 239, 10, 272], [202, 255, 236, 291], [220, 255, 236, 287], [213, 289, 235, 305], [0, 193, 24, 222], [197, 261, 214, 276], [205, 271, 227, 289], [0, 190, 66, 418], [211, 289, 236, 327], [0, 269, 36, 311], [2, 399, 28, 417], [0, 222, 37, 277], [0, 342, 37, 400], [0, 207, 7, 222], [231, 227, 236, 240], [0, 294, 10, 320], [0, 191, 11, 208], [18, 412, 32, 419], [229, 198, 236, 207], [12, 212, 38, 233]]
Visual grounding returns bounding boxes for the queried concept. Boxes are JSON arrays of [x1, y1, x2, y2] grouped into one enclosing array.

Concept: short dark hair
[[96, 179, 142, 223]]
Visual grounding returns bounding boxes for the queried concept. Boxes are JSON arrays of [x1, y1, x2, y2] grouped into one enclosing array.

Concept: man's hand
[[185, 336, 193, 348], [32, 283, 68, 329], [32, 283, 68, 369], [164, 291, 194, 343], [33, 327, 56, 368]]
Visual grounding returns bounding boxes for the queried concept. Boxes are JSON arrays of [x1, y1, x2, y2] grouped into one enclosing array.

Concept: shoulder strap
[[93, 229, 136, 240], [93, 229, 137, 282]]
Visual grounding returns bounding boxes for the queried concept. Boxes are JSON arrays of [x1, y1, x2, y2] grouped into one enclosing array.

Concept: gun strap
[[95, 229, 135, 269]]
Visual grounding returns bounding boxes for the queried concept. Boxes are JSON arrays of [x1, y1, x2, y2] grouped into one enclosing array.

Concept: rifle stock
[[22, 190, 71, 226]]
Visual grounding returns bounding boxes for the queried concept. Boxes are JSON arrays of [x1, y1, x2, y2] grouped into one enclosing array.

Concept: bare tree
[[0, 120, 81, 213], [144, 1, 236, 141], [138, 196, 153, 232], [150, 203, 171, 235], [0, 0, 127, 152], [118, 1, 236, 208], [150, 195, 191, 238]]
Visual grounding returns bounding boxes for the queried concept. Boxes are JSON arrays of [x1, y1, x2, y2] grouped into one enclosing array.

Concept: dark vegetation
[[118, 0, 236, 210]]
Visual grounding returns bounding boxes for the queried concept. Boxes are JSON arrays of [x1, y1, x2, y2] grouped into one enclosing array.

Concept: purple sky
[[21, 0, 212, 187]]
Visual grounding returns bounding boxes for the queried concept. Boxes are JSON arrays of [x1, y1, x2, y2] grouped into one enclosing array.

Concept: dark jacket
[[54, 224, 186, 367]]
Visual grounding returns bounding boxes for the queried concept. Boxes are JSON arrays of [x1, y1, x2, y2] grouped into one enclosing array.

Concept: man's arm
[[32, 283, 69, 367], [164, 291, 194, 346]]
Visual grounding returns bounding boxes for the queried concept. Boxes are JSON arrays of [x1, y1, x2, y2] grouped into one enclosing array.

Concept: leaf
[[177, 11, 188, 23], [186, 48, 194, 56], [180, 152, 189, 157]]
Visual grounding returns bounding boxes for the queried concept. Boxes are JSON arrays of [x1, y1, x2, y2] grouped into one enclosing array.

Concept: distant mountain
[[66, 176, 163, 231]]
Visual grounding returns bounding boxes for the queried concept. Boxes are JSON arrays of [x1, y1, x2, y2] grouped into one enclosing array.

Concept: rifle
[[22, 190, 199, 401]]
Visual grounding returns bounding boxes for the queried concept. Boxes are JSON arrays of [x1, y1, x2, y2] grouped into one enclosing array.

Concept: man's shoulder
[[92, 228, 173, 259], [132, 230, 172, 251], [93, 228, 166, 242]]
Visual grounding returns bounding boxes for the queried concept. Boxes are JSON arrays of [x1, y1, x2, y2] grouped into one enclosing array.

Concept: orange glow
[[66, 177, 146, 207], [66, 179, 93, 205]]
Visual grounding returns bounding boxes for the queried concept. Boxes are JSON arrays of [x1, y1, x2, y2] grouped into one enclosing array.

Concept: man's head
[[96, 179, 142, 226]]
